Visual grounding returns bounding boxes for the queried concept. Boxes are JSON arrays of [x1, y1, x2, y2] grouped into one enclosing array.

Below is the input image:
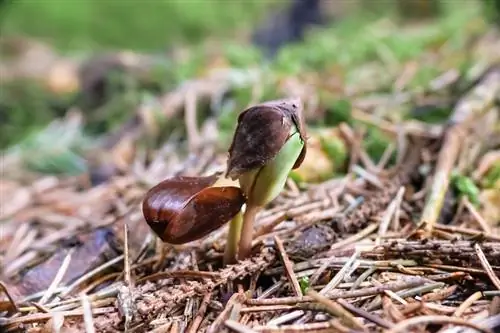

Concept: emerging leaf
[[241, 130, 304, 206]]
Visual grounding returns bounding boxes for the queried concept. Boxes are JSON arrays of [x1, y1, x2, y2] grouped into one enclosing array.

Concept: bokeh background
[[1, 0, 499, 177]]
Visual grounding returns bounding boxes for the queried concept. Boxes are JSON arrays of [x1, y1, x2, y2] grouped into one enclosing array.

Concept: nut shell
[[226, 98, 307, 180], [142, 174, 246, 244]]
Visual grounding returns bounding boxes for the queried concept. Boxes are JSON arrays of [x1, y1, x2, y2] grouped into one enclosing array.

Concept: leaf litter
[[1, 16, 500, 333]]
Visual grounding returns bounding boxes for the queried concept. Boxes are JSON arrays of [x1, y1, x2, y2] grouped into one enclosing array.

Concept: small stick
[[208, 292, 246, 333], [376, 187, 405, 245], [274, 236, 302, 297], [352, 165, 384, 189], [187, 292, 212, 333], [39, 248, 74, 305], [253, 319, 351, 332], [266, 309, 304, 326], [309, 253, 341, 287], [246, 277, 428, 306], [59, 255, 124, 298], [464, 198, 492, 233], [350, 266, 377, 291], [0, 307, 115, 326], [435, 224, 500, 242], [240, 305, 297, 313], [136, 270, 220, 284], [0, 281, 20, 313], [420, 285, 458, 302], [475, 244, 500, 290], [329, 223, 378, 252], [123, 222, 132, 288], [320, 250, 360, 295], [81, 293, 96, 333], [184, 88, 201, 151], [306, 289, 365, 331], [117, 222, 136, 331], [453, 291, 483, 317], [336, 298, 393, 329]]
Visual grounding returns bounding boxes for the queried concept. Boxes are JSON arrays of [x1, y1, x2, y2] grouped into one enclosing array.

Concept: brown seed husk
[[226, 98, 307, 180]]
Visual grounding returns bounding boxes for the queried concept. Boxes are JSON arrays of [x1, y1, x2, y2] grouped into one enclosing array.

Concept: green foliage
[[482, 0, 500, 23], [0, 79, 74, 148], [324, 99, 353, 126], [321, 135, 348, 169], [452, 173, 481, 206], [482, 163, 500, 189], [223, 44, 263, 68], [1, 0, 275, 51], [408, 105, 452, 124], [363, 127, 394, 163], [268, 3, 480, 76], [288, 170, 304, 185], [7, 116, 92, 175], [299, 276, 310, 294]]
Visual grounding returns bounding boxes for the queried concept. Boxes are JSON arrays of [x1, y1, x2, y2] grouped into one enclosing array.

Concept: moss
[[452, 173, 481, 206], [320, 135, 347, 170], [408, 104, 452, 124], [482, 163, 500, 189], [0, 79, 75, 149], [324, 99, 353, 126], [363, 127, 395, 164]]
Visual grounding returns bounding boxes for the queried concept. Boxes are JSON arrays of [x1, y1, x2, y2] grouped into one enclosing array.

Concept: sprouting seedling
[[142, 173, 246, 245], [226, 98, 307, 260]]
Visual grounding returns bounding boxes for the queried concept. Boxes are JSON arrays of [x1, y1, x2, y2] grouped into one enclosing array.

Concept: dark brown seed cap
[[226, 98, 307, 180], [142, 174, 246, 244]]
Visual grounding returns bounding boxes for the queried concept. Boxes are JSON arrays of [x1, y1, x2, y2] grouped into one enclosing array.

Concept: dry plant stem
[[421, 125, 463, 235], [39, 248, 74, 305], [421, 68, 500, 236], [81, 293, 96, 333], [475, 244, 500, 290], [336, 298, 393, 329], [184, 88, 201, 151], [306, 289, 365, 331], [1, 307, 115, 326], [187, 292, 212, 333], [453, 291, 483, 317], [0, 281, 19, 313], [464, 198, 492, 233], [238, 204, 261, 260], [274, 236, 302, 297], [224, 212, 243, 266]]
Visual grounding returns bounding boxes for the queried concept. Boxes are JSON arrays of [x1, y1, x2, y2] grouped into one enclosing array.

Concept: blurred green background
[[0, 0, 278, 51], [0, 0, 498, 162]]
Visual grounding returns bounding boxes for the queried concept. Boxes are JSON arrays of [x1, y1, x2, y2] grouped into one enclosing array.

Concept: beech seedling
[[141, 97, 307, 266], [226, 98, 307, 260]]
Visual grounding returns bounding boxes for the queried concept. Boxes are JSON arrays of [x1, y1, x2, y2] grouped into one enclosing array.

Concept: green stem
[[237, 203, 261, 260], [223, 210, 243, 266]]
